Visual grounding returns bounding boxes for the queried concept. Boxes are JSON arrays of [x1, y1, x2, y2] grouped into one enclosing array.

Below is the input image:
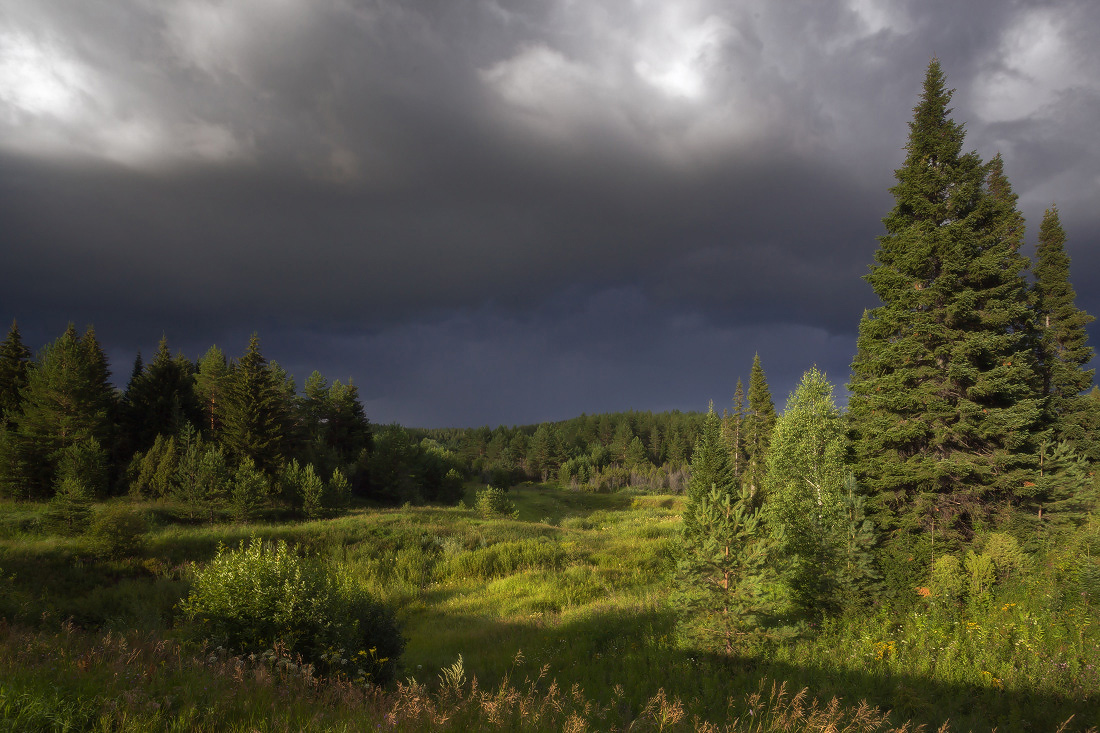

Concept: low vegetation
[[1, 485, 1097, 732]]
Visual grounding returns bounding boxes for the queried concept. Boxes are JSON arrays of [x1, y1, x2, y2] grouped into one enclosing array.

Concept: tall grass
[[1, 490, 1097, 732]]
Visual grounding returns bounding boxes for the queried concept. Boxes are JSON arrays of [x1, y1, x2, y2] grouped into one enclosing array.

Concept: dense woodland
[[1, 59, 1099, 730]]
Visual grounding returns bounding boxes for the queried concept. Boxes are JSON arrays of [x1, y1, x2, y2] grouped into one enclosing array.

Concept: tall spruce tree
[[848, 60, 1042, 542], [1034, 205, 1096, 458], [743, 354, 776, 502], [121, 336, 202, 455], [5, 325, 116, 497], [0, 320, 32, 422], [220, 334, 290, 474], [722, 379, 747, 483], [195, 345, 229, 437]]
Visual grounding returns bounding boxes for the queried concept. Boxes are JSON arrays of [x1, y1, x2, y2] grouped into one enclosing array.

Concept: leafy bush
[[981, 532, 1029, 581], [179, 537, 404, 684], [929, 555, 965, 604], [475, 485, 517, 518], [85, 505, 148, 559]]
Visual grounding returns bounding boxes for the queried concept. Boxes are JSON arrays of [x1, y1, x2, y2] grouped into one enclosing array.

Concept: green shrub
[[230, 456, 267, 522], [179, 537, 404, 684], [982, 532, 1029, 581], [475, 485, 517, 518], [85, 505, 148, 559], [929, 555, 965, 604], [42, 476, 93, 536], [963, 550, 996, 599]]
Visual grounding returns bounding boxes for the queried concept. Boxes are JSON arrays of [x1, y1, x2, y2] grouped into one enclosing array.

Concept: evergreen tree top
[[747, 354, 776, 422]]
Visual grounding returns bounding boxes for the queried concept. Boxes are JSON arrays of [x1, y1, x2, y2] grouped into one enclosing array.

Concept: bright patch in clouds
[[974, 8, 1090, 122], [0, 31, 92, 121], [0, 27, 246, 167], [632, 13, 733, 101]]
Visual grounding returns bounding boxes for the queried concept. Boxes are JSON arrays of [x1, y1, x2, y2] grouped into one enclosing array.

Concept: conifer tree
[[848, 60, 1042, 541], [220, 334, 290, 475], [723, 378, 747, 482], [1034, 205, 1096, 458], [743, 355, 776, 502], [676, 405, 774, 652], [122, 336, 202, 455], [195, 346, 229, 437], [0, 320, 32, 422], [7, 325, 115, 497], [673, 483, 776, 653], [682, 404, 735, 542]]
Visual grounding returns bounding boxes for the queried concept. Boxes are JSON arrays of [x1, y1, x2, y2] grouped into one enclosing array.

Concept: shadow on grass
[[405, 603, 1098, 733]]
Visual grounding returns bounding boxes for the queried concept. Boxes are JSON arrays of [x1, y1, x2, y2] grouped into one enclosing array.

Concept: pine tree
[[0, 320, 32, 422], [122, 336, 202, 455], [1034, 205, 1096, 458], [7, 325, 116, 497], [673, 484, 777, 653], [229, 456, 268, 522], [298, 372, 372, 477], [220, 334, 290, 474], [743, 355, 776, 502], [195, 346, 229, 437], [682, 404, 735, 543], [848, 60, 1043, 541]]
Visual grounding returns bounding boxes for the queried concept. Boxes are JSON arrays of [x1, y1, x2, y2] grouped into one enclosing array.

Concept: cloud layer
[[2, 0, 1098, 426]]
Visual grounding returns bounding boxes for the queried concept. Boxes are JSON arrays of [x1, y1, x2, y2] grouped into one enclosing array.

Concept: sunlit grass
[[1, 488, 1098, 731]]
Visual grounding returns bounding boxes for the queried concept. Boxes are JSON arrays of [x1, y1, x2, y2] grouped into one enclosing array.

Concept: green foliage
[[174, 426, 230, 519], [682, 404, 734, 543], [1034, 205, 1096, 458], [0, 320, 31, 422], [55, 437, 109, 499], [298, 371, 372, 481], [722, 378, 747, 482], [475, 485, 517, 518], [229, 455, 268, 522], [42, 475, 93, 536], [743, 354, 777, 500], [119, 336, 202, 458], [220, 334, 290, 475], [674, 484, 777, 653], [126, 433, 178, 499], [327, 467, 351, 510], [5, 325, 115, 498], [849, 60, 1043, 541], [194, 345, 228, 437], [85, 505, 149, 560], [764, 368, 859, 614], [299, 462, 326, 519], [981, 532, 1029, 582], [963, 550, 996, 599], [179, 537, 404, 683], [1036, 439, 1095, 525], [929, 555, 965, 604], [835, 477, 883, 610]]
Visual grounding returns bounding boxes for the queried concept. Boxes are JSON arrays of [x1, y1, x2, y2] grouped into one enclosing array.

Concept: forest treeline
[[0, 327, 477, 521]]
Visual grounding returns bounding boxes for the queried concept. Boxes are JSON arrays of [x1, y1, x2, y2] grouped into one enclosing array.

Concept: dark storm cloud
[[2, 0, 1099, 426]]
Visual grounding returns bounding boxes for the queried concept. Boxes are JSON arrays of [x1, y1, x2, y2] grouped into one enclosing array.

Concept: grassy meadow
[[1, 484, 1097, 732]]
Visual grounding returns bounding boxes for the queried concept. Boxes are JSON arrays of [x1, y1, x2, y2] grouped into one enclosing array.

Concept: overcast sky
[[2, 0, 1099, 427]]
